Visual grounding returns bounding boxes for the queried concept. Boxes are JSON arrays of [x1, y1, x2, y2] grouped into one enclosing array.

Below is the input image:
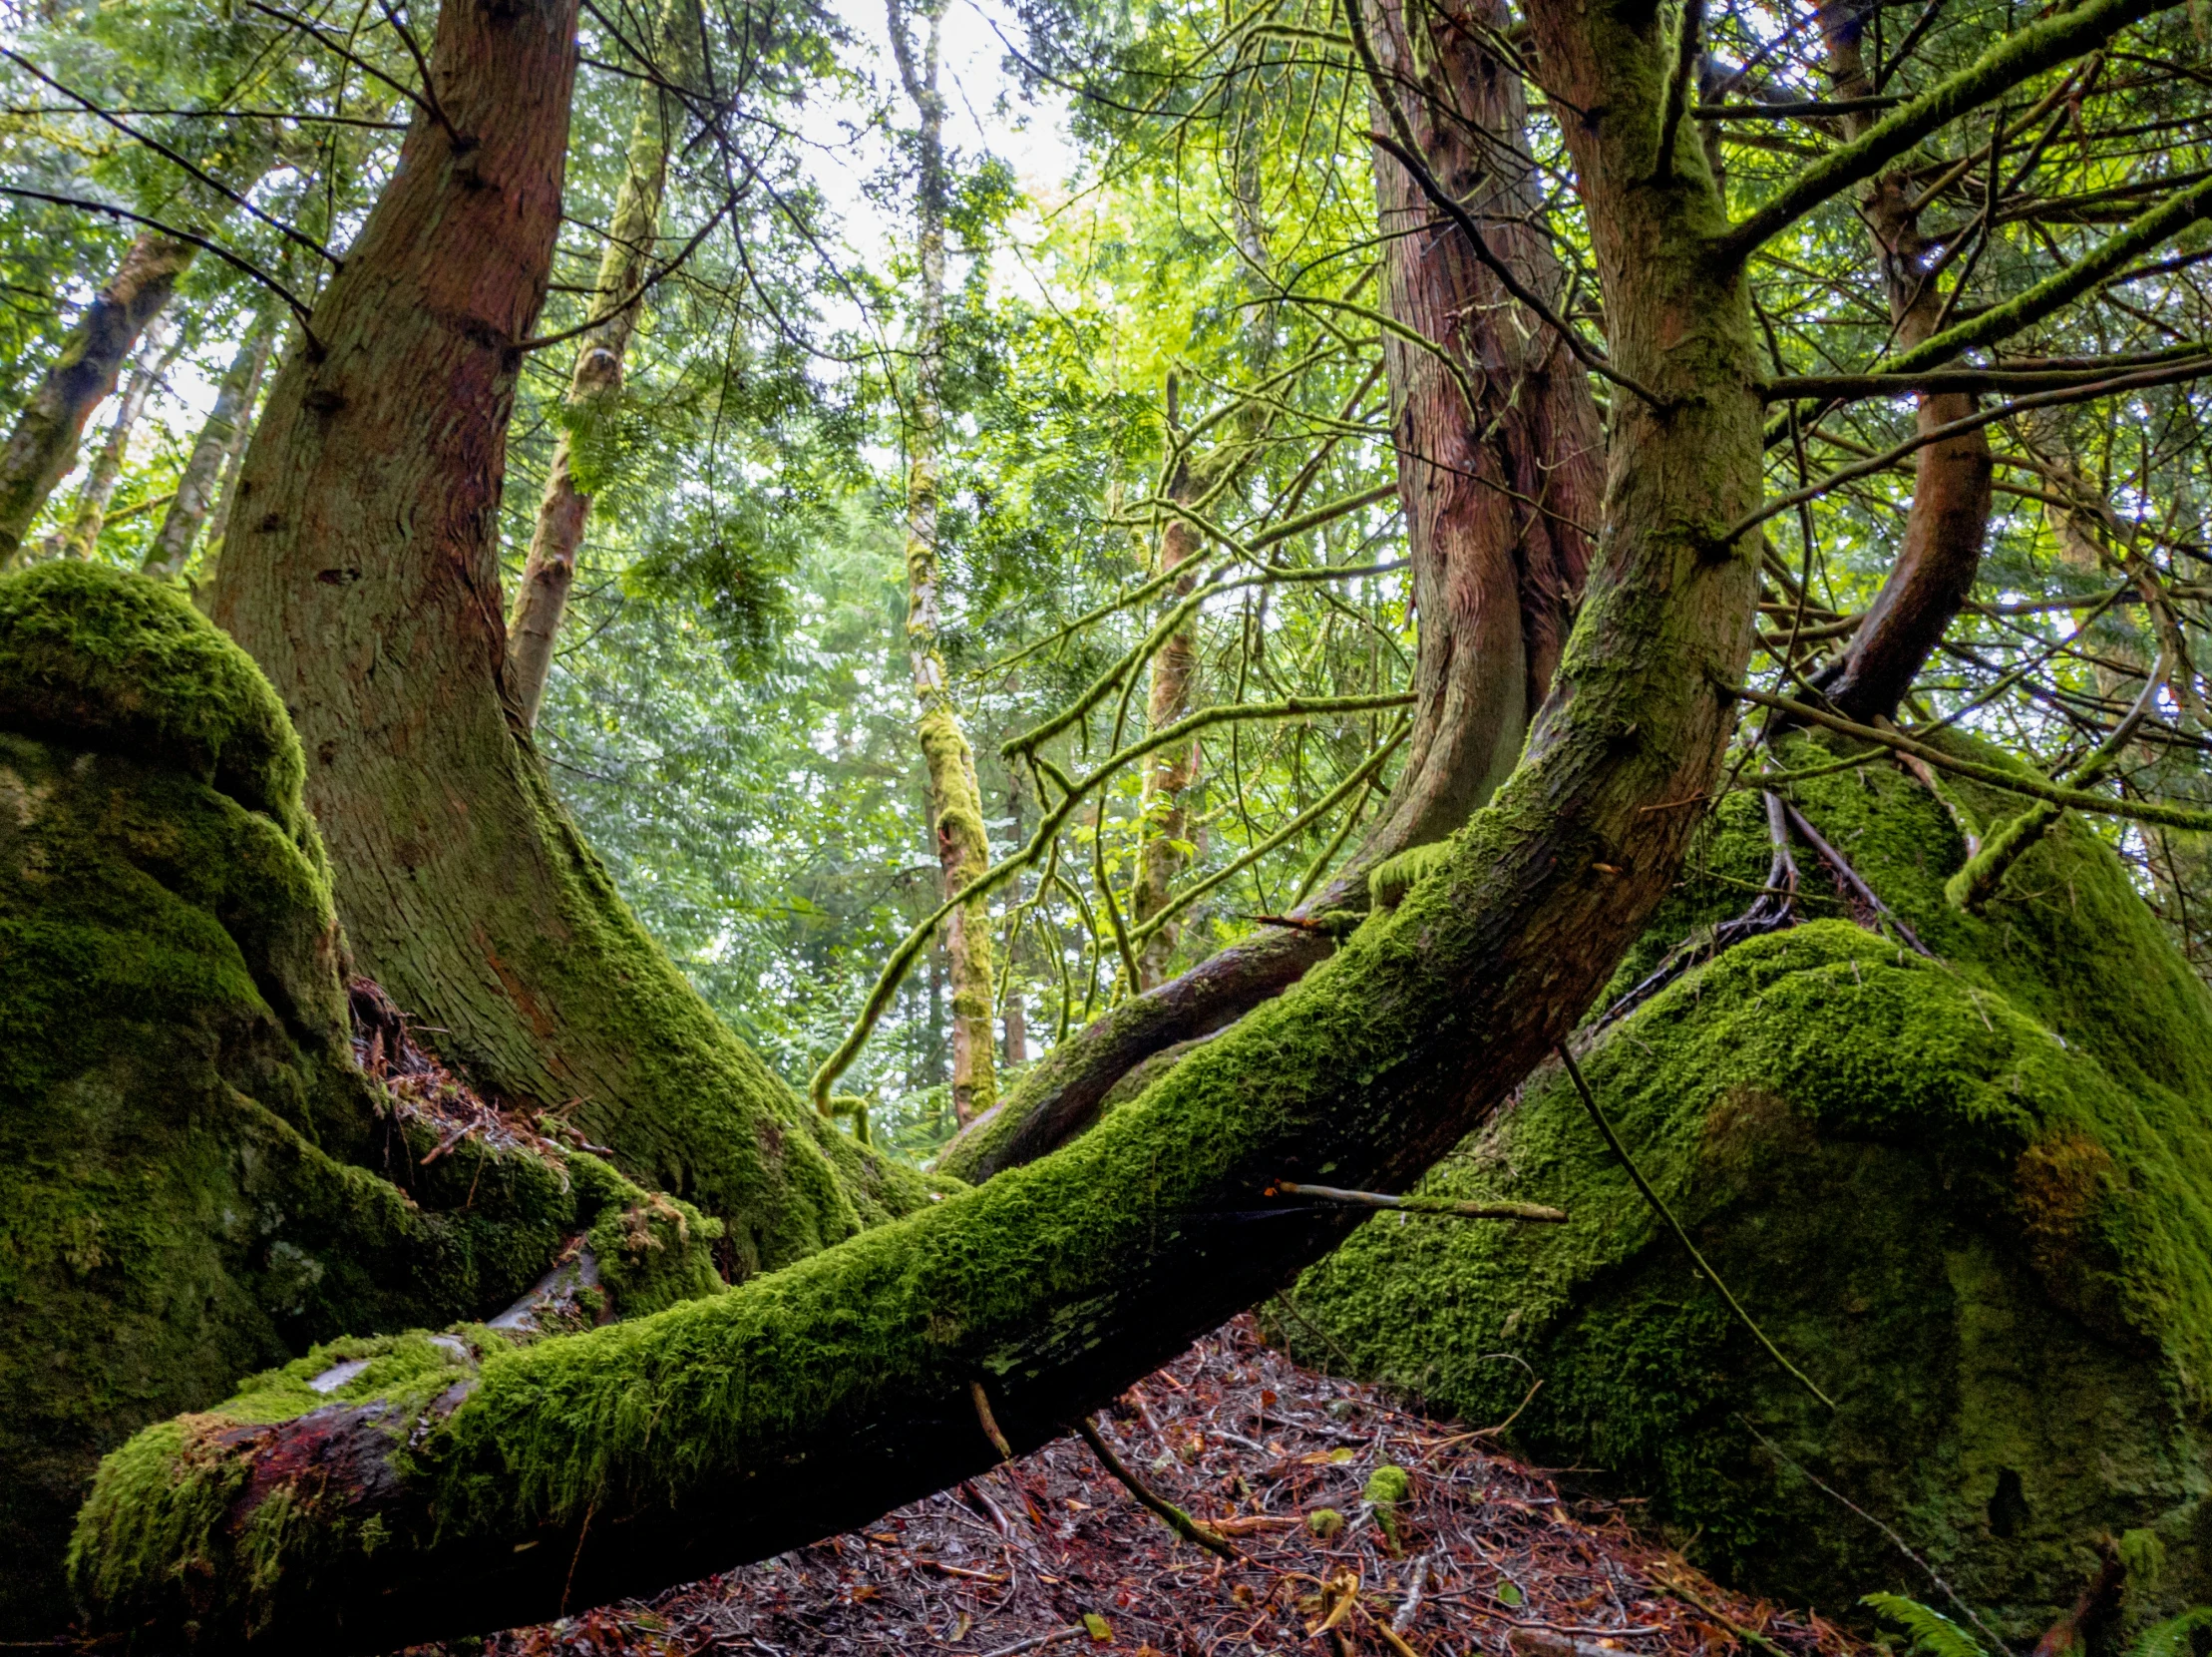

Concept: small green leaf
[[1497, 1579, 1526, 1608], [1082, 1611, 1112, 1641]]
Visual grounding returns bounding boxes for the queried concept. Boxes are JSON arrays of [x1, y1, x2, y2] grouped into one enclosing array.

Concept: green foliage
[[1862, 1594, 1987, 1657]]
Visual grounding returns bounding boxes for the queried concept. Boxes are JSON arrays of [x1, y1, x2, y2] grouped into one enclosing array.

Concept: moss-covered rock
[[1283, 735, 2212, 1641], [0, 567, 722, 1633]]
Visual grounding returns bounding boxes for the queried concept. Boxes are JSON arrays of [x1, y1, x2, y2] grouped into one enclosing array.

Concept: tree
[[31, 0, 2212, 1643], [889, 0, 1000, 1125], [141, 302, 278, 581]]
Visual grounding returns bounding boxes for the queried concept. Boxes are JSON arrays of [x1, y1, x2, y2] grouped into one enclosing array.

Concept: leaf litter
[[444, 1316, 1868, 1657]]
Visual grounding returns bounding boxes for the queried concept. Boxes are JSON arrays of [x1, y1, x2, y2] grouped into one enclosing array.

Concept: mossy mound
[[0, 569, 721, 1633], [1283, 735, 2212, 1640]]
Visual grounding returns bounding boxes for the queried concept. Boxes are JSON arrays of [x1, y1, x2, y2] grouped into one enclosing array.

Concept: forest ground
[[437, 1319, 1873, 1657]]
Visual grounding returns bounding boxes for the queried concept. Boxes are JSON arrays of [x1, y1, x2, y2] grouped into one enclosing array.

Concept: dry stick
[[979, 1627, 1088, 1657], [1555, 1046, 1838, 1412], [1072, 1415, 1241, 1560], [971, 1379, 1014, 1459], [1722, 679, 2212, 832], [1775, 799, 1935, 957], [1272, 1180, 1568, 1223]]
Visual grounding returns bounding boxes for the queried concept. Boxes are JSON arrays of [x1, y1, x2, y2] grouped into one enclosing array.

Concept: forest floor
[[454, 1317, 1871, 1657]]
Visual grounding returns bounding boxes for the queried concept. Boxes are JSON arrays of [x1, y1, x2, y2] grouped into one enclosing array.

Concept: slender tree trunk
[[144, 305, 279, 580], [937, 0, 1603, 1182], [1130, 433, 1211, 990], [891, 0, 997, 1125], [1813, 5, 1996, 722], [209, 0, 920, 1279], [73, 5, 1765, 1635], [56, 322, 178, 559], [0, 234, 194, 568], [506, 0, 687, 728]]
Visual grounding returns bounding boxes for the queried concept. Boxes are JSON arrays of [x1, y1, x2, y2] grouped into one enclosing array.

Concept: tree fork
[[74, 0, 1766, 1640], [936, 0, 1603, 1183]]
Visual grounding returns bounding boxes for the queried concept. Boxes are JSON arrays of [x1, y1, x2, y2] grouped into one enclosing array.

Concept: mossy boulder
[[0, 566, 720, 1633], [1283, 735, 2212, 1641]]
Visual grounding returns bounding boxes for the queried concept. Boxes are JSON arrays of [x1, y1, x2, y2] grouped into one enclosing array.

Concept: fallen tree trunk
[[935, 0, 1604, 1183], [68, 0, 1766, 1644]]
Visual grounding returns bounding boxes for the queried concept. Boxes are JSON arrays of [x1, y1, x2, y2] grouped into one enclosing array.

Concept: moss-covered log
[[1282, 733, 2212, 1640], [207, 0, 932, 1273], [68, 0, 1771, 1641], [0, 563, 725, 1634]]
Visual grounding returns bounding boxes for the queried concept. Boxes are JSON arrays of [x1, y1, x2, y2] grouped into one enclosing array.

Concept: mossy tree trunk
[[209, 0, 923, 1281], [505, 0, 690, 730], [936, 0, 1603, 1181], [143, 304, 279, 581], [72, 1, 1771, 1643], [890, 0, 998, 1125], [0, 234, 194, 570]]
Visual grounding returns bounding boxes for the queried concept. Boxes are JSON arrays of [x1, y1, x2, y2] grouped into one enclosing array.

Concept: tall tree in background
[[143, 301, 277, 580], [0, 233, 191, 567], [506, 0, 691, 729], [54, 319, 176, 559], [889, 0, 998, 1124]]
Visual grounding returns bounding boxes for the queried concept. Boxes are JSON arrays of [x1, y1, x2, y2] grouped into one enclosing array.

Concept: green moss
[[1368, 841, 1455, 912], [0, 561, 309, 846], [1285, 735, 2212, 1639]]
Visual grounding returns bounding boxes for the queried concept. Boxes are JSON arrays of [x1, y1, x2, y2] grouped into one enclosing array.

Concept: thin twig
[[1557, 1046, 1837, 1412], [1073, 1416, 1240, 1559], [1272, 1180, 1568, 1223]]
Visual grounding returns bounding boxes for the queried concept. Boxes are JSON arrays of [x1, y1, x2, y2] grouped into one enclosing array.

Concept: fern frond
[[1862, 1592, 1988, 1657], [2128, 1607, 2212, 1657]]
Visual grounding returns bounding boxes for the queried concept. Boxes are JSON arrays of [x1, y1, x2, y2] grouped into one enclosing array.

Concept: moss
[[1368, 841, 1456, 912], [0, 569, 733, 1633], [1284, 734, 2212, 1639], [0, 561, 308, 846]]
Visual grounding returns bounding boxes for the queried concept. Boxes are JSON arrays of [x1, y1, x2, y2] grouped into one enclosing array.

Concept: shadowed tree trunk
[[936, 0, 1603, 1182], [69, 0, 1767, 1632], [0, 234, 194, 569], [144, 306, 279, 581], [208, 0, 925, 1280], [1810, 0, 1996, 722], [505, 0, 689, 729], [57, 323, 179, 560], [890, 0, 997, 1125]]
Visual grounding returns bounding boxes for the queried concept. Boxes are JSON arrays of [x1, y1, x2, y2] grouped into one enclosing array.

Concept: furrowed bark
[[70, 4, 1762, 1638], [1812, 4, 1995, 724], [56, 323, 178, 560], [0, 233, 193, 569], [144, 305, 279, 580], [936, 0, 1602, 1182], [210, 0, 921, 1279], [505, 0, 685, 729], [892, 0, 997, 1124]]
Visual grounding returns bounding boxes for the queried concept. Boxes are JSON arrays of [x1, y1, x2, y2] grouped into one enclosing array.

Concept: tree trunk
[[891, 0, 997, 1125], [209, 0, 924, 1281], [505, 0, 687, 728], [1130, 439, 1211, 990], [1812, 5, 1996, 723], [143, 305, 280, 581], [935, 0, 1603, 1182], [71, 4, 1764, 1635], [0, 234, 194, 569], [56, 323, 178, 560]]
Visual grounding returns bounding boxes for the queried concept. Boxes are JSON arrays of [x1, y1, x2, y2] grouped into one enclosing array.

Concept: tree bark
[[209, 0, 922, 1280], [505, 0, 687, 729], [936, 0, 1602, 1182], [71, 4, 1764, 1636], [891, 0, 998, 1125], [1811, 4, 1996, 723], [0, 234, 194, 569], [56, 322, 179, 560], [144, 304, 280, 581]]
